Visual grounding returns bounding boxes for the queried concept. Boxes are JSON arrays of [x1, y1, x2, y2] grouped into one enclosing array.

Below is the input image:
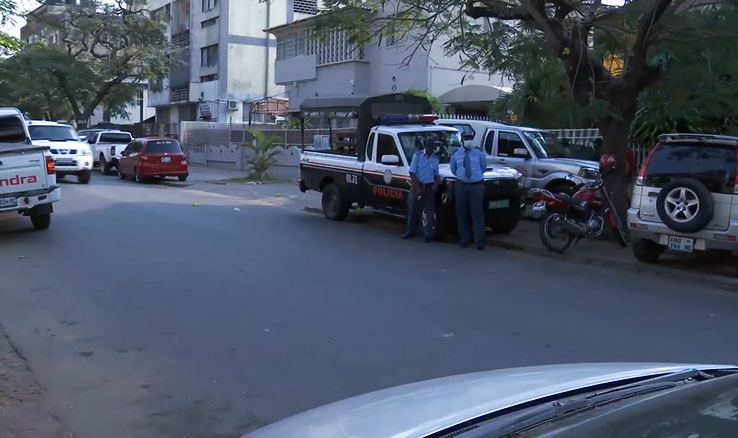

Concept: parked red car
[[118, 137, 188, 182]]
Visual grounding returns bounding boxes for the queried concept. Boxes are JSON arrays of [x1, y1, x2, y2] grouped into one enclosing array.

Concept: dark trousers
[[455, 182, 485, 245], [406, 184, 436, 238]]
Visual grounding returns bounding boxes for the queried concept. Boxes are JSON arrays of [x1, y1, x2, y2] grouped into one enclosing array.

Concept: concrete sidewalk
[[187, 164, 299, 183], [487, 220, 738, 291]]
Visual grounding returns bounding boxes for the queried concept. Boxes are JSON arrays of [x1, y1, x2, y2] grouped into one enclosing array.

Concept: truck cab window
[[366, 133, 375, 161], [376, 134, 399, 162], [0, 116, 26, 143], [484, 130, 496, 154], [498, 132, 525, 157]]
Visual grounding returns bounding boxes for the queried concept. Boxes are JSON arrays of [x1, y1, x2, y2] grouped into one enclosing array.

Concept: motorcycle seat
[[554, 192, 587, 207]]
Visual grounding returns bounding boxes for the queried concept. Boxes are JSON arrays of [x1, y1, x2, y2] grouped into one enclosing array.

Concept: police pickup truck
[[0, 108, 60, 229], [299, 114, 523, 239]]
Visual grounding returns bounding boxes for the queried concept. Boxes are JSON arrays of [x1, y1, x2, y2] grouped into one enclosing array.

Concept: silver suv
[[435, 119, 600, 194], [628, 133, 738, 262]]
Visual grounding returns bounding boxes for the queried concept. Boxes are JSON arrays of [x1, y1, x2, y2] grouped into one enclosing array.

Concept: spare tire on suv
[[656, 178, 714, 233]]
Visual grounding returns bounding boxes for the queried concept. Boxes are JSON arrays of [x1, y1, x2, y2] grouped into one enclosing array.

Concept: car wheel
[[539, 212, 573, 253], [134, 167, 145, 184], [178, 175, 187, 182], [632, 238, 663, 263], [77, 169, 91, 184], [100, 154, 111, 175], [489, 216, 520, 234], [656, 178, 713, 233], [30, 213, 51, 230], [321, 183, 349, 221]]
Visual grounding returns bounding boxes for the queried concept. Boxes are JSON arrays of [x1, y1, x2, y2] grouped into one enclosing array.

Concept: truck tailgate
[[0, 149, 48, 195]]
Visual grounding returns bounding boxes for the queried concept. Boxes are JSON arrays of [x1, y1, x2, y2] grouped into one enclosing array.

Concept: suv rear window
[[0, 115, 27, 143], [644, 142, 737, 194], [145, 140, 182, 154], [99, 133, 132, 143]]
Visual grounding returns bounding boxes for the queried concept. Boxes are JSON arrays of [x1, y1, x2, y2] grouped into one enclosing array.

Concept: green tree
[[2, 0, 171, 127], [0, 0, 19, 53], [404, 88, 444, 114], [319, 0, 738, 210], [244, 130, 282, 181]]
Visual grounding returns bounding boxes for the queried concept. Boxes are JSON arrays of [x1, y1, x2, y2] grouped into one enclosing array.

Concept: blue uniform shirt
[[409, 150, 440, 184], [451, 147, 486, 183]]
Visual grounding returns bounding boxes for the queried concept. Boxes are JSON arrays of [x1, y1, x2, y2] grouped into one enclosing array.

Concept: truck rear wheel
[[30, 213, 51, 230], [100, 154, 112, 175], [322, 183, 349, 221]]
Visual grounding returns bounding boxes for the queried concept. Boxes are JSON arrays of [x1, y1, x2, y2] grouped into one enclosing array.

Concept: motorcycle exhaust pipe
[[554, 216, 587, 237]]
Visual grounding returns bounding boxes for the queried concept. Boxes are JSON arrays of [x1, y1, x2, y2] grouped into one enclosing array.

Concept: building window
[[200, 74, 218, 82], [202, 0, 218, 12], [200, 44, 218, 67], [152, 4, 171, 23], [294, 0, 317, 14], [201, 17, 218, 28]]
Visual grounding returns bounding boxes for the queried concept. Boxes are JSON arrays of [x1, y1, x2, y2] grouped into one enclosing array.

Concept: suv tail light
[[734, 149, 738, 194], [111, 146, 116, 155], [636, 144, 659, 186], [46, 155, 55, 175]]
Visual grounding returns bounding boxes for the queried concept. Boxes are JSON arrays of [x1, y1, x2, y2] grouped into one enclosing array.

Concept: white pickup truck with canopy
[[0, 108, 60, 230]]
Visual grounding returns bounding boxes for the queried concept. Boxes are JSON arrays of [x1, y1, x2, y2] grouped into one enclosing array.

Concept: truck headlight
[[578, 167, 599, 179], [80, 149, 92, 156]]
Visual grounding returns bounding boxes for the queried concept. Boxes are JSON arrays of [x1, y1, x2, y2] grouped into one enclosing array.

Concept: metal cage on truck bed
[[298, 93, 432, 161]]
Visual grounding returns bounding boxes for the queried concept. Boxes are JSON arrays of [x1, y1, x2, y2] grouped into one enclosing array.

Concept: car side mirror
[[513, 148, 530, 159], [380, 154, 400, 165], [87, 138, 94, 144]]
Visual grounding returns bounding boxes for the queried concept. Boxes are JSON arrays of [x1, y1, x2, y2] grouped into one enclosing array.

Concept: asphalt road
[[1, 170, 738, 438]]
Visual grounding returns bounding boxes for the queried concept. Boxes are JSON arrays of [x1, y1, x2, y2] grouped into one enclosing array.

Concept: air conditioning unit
[[227, 100, 239, 112]]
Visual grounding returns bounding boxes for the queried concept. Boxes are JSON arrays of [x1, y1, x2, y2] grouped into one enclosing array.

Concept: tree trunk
[[597, 116, 631, 221]]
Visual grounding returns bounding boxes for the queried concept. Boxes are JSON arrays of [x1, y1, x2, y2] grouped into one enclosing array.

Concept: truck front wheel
[[489, 216, 520, 234], [322, 183, 349, 221]]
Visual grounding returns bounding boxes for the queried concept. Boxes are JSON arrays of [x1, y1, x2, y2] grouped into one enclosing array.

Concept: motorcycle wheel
[[539, 212, 574, 254]]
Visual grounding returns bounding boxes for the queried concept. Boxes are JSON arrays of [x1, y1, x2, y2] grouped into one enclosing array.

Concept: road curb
[[486, 237, 738, 292]]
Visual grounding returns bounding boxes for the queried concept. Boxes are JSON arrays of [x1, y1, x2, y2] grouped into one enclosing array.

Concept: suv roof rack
[[659, 133, 738, 145]]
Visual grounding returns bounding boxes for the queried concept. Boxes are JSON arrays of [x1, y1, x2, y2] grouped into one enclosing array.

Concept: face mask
[[463, 141, 473, 150]]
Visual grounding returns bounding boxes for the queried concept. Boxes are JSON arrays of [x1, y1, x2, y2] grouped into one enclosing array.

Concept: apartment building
[[148, 0, 317, 134], [20, 0, 155, 126], [267, 11, 512, 116]]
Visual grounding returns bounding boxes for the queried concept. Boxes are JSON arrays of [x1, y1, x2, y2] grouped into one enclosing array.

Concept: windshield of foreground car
[[397, 130, 462, 164], [523, 131, 570, 159], [454, 370, 738, 438], [29, 125, 79, 141], [99, 133, 133, 143]]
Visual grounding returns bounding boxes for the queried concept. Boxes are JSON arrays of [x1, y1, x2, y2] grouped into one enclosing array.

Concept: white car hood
[[33, 140, 90, 156], [438, 163, 520, 181], [243, 363, 736, 438]]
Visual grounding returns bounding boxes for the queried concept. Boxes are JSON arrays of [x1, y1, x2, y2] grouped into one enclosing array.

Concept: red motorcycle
[[528, 155, 628, 254]]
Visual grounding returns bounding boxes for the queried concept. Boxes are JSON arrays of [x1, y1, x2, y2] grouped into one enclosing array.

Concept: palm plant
[[243, 130, 282, 181]]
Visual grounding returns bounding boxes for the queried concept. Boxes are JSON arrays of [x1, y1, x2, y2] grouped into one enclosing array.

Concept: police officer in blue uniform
[[451, 138, 487, 250], [403, 138, 440, 242]]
